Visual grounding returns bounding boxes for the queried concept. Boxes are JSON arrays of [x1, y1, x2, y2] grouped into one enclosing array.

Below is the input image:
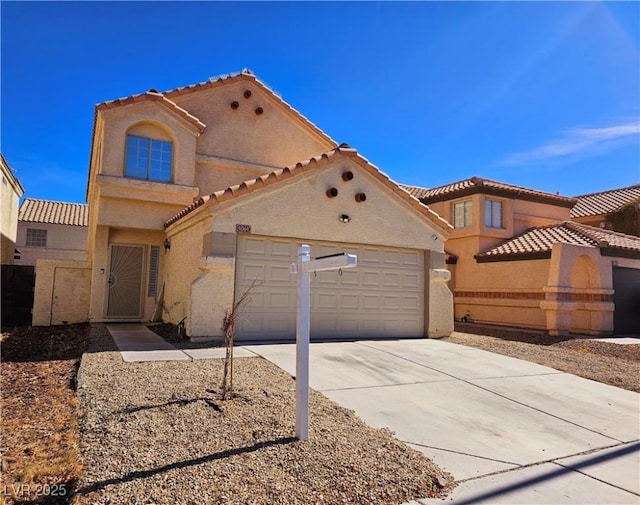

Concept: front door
[[107, 244, 144, 318]]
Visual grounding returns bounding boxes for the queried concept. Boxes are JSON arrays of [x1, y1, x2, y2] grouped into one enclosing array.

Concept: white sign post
[[291, 244, 357, 440]]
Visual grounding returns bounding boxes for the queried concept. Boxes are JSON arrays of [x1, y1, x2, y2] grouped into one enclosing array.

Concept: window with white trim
[[125, 135, 173, 182], [26, 228, 48, 247], [485, 198, 504, 228], [452, 200, 472, 228]]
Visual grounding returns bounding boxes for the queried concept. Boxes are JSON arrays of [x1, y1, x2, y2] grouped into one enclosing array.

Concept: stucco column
[[426, 250, 454, 338], [88, 225, 109, 322], [540, 288, 574, 336], [188, 255, 235, 341]]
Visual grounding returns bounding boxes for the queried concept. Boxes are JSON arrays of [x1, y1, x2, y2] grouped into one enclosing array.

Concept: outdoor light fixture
[[164, 238, 171, 252], [339, 214, 351, 223]]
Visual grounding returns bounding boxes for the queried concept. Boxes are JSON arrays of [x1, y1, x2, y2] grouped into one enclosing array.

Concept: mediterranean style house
[[404, 177, 640, 335], [33, 70, 455, 340], [571, 184, 640, 235]]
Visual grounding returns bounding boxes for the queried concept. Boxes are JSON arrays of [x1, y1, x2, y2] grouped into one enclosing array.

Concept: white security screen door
[[106, 244, 144, 318]]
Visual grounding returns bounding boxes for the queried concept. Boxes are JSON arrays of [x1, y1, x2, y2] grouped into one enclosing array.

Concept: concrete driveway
[[244, 338, 640, 504]]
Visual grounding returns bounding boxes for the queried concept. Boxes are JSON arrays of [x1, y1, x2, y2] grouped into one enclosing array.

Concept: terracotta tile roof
[[18, 199, 88, 226], [165, 146, 452, 233], [418, 176, 576, 207], [96, 91, 206, 133], [571, 184, 640, 218], [398, 183, 432, 199], [475, 221, 640, 262]]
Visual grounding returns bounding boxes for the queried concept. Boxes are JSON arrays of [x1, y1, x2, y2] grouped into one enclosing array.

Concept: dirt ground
[[1, 324, 90, 505]]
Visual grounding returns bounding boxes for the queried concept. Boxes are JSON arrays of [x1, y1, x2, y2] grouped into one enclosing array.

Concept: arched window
[[125, 123, 173, 182]]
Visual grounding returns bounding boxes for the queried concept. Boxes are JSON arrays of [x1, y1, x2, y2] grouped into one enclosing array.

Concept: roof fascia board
[[475, 251, 552, 263], [600, 247, 640, 260], [422, 186, 576, 208]]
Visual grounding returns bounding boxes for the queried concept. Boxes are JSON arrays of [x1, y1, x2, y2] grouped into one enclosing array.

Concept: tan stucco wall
[[1, 160, 23, 264], [32, 260, 91, 326], [15, 222, 88, 266], [98, 102, 200, 186], [166, 158, 452, 339], [172, 80, 334, 193]]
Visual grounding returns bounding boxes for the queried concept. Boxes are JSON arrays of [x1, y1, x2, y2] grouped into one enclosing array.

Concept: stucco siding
[[15, 222, 88, 266], [33, 260, 91, 326], [172, 80, 333, 171], [99, 102, 199, 186], [205, 159, 444, 252]]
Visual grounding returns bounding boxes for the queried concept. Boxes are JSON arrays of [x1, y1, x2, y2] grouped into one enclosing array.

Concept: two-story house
[[70, 70, 454, 341], [406, 177, 640, 335], [571, 184, 640, 236]]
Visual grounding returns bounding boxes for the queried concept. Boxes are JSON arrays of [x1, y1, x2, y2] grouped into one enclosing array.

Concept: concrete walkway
[[106, 324, 257, 362], [244, 339, 640, 505]]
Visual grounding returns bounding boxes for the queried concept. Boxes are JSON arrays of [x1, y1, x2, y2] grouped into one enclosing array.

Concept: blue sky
[[1, 1, 638, 204]]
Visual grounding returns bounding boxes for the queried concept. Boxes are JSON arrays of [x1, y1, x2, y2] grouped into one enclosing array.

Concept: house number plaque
[[236, 224, 252, 233]]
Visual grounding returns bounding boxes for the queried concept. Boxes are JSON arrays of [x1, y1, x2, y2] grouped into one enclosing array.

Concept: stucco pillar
[[188, 255, 235, 341], [426, 250, 454, 338], [88, 225, 109, 322], [540, 288, 574, 336]]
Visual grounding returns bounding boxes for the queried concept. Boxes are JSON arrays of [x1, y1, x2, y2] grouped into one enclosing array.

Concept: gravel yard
[[446, 324, 640, 392], [74, 327, 453, 505]]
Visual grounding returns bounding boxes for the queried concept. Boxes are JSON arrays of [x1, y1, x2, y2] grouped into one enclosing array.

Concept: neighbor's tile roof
[[165, 146, 452, 232], [475, 221, 640, 261], [417, 176, 576, 207], [18, 199, 88, 226], [398, 184, 432, 199], [571, 184, 640, 218]]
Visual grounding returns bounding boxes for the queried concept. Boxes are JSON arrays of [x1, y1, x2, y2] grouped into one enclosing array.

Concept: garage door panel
[[241, 237, 267, 255], [269, 265, 291, 283], [268, 291, 291, 308], [236, 236, 425, 340], [270, 240, 293, 257]]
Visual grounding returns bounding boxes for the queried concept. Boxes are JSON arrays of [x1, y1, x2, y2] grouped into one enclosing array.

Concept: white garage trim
[[235, 235, 426, 341]]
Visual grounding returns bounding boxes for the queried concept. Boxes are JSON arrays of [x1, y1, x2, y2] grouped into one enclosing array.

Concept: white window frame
[[485, 198, 504, 229], [452, 200, 472, 229]]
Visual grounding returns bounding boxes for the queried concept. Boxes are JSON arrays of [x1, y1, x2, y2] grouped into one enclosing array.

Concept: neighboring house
[[571, 184, 640, 236], [413, 176, 640, 335], [0, 153, 25, 264], [16, 199, 88, 265], [48, 70, 454, 340]]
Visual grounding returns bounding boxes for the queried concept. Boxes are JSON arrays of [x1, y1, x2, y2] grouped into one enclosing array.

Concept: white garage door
[[235, 235, 425, 341]]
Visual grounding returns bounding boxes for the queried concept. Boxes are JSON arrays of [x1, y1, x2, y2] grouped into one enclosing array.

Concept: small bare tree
[[220, 279, 260, 400]]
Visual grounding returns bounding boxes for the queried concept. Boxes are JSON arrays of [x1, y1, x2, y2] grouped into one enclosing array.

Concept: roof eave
[[475, 251, 552, 263]]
